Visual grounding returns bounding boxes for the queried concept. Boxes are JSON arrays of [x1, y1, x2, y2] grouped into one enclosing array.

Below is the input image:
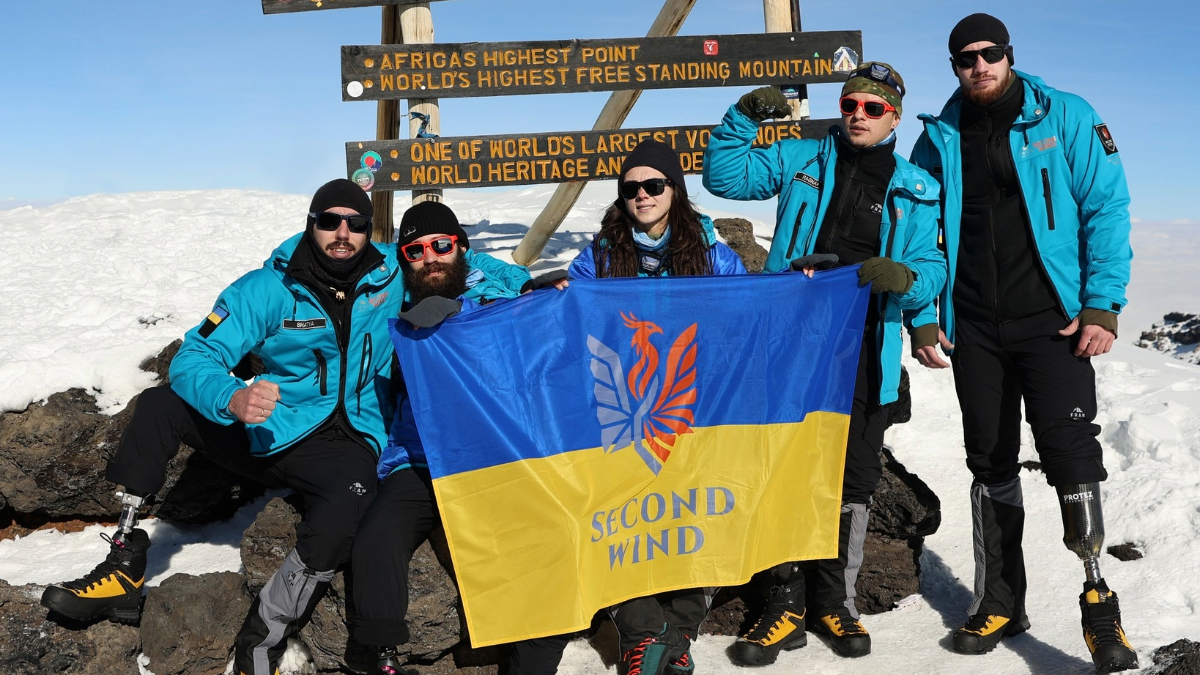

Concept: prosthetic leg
[[41, 490, 151, 623], [1057, 483, 1138, 673]]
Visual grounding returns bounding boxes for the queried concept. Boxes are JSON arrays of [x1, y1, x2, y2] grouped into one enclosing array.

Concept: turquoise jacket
[[703, 103, 945, 404], [170, 233, 404, 457], [567, 214, 747, 278], [908, 72, 1133, 345], [401, 248, 530, 305]]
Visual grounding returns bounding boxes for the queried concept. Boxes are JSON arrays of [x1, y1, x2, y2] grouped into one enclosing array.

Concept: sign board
[[345, 119, 837, 191], [341, 31, 862, 101], [262, 0, 451, 14]]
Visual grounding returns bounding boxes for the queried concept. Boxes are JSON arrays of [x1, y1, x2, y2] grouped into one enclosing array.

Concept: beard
[[965, 71, 1015, 106], [404, 253, 469, 304]]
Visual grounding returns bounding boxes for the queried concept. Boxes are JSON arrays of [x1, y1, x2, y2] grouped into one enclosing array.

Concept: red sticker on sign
[[703, 40, 719, 56]]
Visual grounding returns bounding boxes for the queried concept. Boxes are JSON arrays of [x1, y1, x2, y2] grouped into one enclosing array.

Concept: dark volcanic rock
[[0, 340, 263, 525], [140, 572, 252, 675], [1107, 542, 1144, 561], [1136, 312, 1200, 365], [869, 447, 941, 540], [0, 579, 140, 675], [1151, 639, 1200, 675], [712, 218, 768, 273]]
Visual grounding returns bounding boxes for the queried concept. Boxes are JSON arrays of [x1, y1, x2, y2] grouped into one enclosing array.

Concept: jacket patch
[[198, 307, 229, 338], [1032, 136, 1058, 151], [793, 172, 821, 190], [282, 318, 327, 330], [1094, 124, 1117, 155], [368, 291, 389, 308]]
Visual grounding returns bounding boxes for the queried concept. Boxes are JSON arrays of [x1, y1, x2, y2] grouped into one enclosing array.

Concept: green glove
[[1079, 308, 1118, 337], [738, 86, 791, 122], [858, 257, 914, 295], [909, 323, 940, 350]]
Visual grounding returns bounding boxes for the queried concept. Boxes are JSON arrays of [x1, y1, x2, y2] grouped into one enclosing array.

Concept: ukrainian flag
[[391, 267, 868, 647]]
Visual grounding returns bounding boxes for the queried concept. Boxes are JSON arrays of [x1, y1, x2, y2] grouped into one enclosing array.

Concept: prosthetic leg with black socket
[[234, 549, 334, 675], [953, 478, 1031, 654], [731, 564, 806, 666], [41, 490, 150, 624], [1058, 483, 1138, 673], [374, 645, 417, 675], [808, 503, 872, 657]]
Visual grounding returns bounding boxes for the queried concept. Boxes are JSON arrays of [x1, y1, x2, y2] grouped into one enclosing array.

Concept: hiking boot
[[617, 626, 687, 675], [1080, 581, 1138, 673], [41, 528, 149, 624], [812, 608, 871, 657], [730, 583, 807, 666], [952, 613, 1030, 654], [663, 640, 694, 675]]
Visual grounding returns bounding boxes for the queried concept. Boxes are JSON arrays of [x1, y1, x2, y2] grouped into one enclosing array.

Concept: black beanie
[[397, 201, 469, 249], [309, 178, 374, 218], [619, 139, 687, 198], [949, 13, 1010, 54]]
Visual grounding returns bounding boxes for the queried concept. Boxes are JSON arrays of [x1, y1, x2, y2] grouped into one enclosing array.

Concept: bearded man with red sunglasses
[[41, 178, 407, 675], [704, 63, 944, 666], [907, 14, 1136, 672]]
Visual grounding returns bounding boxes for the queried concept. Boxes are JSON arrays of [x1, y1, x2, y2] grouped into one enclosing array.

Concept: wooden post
[[371, 5, 404, 243], [401, 3, 442, 209], [764, 0, 809, 119], [511, 0, 697, 267]]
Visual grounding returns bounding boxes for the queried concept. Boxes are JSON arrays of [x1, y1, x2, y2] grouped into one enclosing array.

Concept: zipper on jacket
[[355, 336, 373, 413], [1041, 168, 1056, 230], [785, 202, 809, 259], [313, 349, 328, 396]]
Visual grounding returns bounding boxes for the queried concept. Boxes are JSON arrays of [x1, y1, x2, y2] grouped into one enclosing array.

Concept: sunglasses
[[848, 63, 905, 97], [620, 178, 672, 199], [310, 211, 372, 234], [400, 235, 459, 262], [839, 97, 897, 119], [950, 44, 1011, 69]]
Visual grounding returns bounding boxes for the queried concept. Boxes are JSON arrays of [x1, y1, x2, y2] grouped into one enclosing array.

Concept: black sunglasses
[[310, 211, 372, 234], [848, 63, 905, 97], [951, 44, 1011, 69], [620, 178, 672, 199]]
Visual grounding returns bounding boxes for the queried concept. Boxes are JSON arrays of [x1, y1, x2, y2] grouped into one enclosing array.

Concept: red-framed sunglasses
[[400, 235, 459, 262], [839, 97, 897, 119]]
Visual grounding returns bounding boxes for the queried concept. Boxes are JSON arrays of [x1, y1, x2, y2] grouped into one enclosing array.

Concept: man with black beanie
[[41, 178, 406, 675], [908, 13, 1137, 672], [704, 63, 945, 665]]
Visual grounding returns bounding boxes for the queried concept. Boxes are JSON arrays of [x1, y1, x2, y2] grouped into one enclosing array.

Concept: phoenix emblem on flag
[[587, 313, 698, 475]]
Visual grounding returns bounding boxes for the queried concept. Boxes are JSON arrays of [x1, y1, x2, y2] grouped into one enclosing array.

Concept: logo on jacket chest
[[368, 291, 390, 308], [792, 172, 821, 190]]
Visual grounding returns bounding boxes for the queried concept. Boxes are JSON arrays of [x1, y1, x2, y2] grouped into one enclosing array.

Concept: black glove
[[789, 253, 839, 272], [738, 86, 791, 122], [857, 257, 914, 295], [530, 269, 569, 290], [399, 296, 462, 328]]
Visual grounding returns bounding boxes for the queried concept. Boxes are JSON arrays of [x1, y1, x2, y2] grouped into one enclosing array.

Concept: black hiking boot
[[952, 612, 1030, 654], [811, 607, 871, 657], [730, 582, 807, 666], [1080, 581, 1138, 673], [40, 528, 149, 624], [375, 645, 418, 675]]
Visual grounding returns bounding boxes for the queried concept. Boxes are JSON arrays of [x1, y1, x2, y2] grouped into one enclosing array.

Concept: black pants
[[951, 309, 1107, 486], [348, 468, 440, 646], [106, 385, 378, 571], [611, 588, 713, 654], [508, 635, 572, 675]]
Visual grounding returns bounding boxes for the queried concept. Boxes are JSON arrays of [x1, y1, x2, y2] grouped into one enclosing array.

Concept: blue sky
[[2, 0, 1196, 222]]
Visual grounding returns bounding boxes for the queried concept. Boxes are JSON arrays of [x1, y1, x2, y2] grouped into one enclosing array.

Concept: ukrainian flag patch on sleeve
[[198, 307, 229, 338]]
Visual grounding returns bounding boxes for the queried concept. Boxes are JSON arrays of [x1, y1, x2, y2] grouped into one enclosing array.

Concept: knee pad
[[1057, 482, 1104, 561]]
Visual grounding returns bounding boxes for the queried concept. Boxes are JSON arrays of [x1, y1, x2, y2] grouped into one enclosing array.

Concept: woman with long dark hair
[[569, 139, 745, 280]]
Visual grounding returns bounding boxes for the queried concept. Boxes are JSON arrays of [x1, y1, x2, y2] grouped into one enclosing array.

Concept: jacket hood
[[925, 70, 1053, 126], [265, 232, 398, 286]]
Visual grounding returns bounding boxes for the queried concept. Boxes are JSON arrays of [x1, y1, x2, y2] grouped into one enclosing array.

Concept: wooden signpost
[[341, 31, 862, 101], [347, 119, 836, 191], [261, 0, 449, 14]]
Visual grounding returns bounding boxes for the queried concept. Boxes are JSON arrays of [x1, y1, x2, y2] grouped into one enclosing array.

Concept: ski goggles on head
[[839, 97, 897, 119], [620, 178, 672, 199], [400, 235, 459, 262], [950, 44, 1011, 69], [848, 63, 905, 97], [310, 211, 372, 233]]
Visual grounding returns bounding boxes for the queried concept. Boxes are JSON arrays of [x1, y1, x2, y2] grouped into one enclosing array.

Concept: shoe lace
[[61, 533, 129, 592], [622, 635, 658, 675], [743, 591, 798, 642], [962, 614, 998, 633], [826, 610, 867, 635], [1084, 613, 1127, 646], [668, 647, 691, 667]]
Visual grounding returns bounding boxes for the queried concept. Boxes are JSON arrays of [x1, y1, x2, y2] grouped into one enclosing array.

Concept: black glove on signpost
[[857, 257, 914, 295], [738, 86, 791, 122]]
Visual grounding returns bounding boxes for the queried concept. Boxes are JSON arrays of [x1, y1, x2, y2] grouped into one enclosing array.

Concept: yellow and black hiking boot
[[1080, 581, 1138, 673], [731, 583, 807, 666], [952, 612, 1030, 654], [812, 608, 872, 657], [41, 528, 149, 624]]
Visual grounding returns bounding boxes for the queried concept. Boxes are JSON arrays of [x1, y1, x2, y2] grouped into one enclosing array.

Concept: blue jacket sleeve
[[568, 242, 598, 279], [1058, 96, 1132, 313], [465, 249, 532, 296], [169, 275, 269, 425], [711, 242, 748, 275], [703, 103, 786, 201]]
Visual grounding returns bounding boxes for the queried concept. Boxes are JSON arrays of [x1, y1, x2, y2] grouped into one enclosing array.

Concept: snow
[[1, 187, 1197, 673]]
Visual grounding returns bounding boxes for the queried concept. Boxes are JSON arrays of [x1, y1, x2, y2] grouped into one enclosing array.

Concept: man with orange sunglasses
[[704, 62, 945, 665]]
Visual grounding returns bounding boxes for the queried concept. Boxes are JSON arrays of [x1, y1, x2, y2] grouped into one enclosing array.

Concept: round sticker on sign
[[361, 151, 383, 173], [351, 168, 375, 190], [347, 81, 364, 98]]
